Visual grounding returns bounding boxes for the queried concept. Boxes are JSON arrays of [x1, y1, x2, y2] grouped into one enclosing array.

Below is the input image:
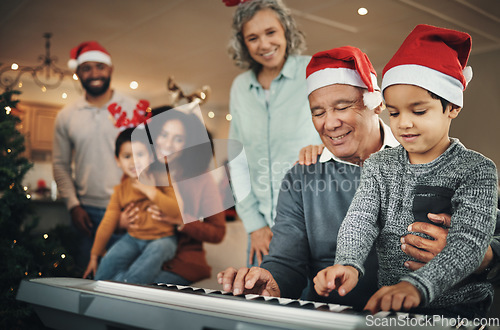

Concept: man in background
[[53, 41, 137, 270]]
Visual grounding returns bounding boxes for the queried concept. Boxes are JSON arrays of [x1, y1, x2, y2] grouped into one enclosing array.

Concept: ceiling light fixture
[[0, 33, 75, 92], [358, 7, 368, 16]]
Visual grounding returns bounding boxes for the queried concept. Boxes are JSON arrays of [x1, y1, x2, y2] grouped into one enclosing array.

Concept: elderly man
[[218, 46, 500, 310], [53, 41, 137, 269]]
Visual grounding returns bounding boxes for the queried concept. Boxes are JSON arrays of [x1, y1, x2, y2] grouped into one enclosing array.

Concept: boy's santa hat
[[68, 41, 112, 71], [306, 46, 382, 110], [381, 24, 472, 107]]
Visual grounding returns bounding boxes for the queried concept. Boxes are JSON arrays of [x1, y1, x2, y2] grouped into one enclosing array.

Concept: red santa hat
[[306, 46, 382, 110], [67, 41, 112, 71], [381, 24, 472, 107]]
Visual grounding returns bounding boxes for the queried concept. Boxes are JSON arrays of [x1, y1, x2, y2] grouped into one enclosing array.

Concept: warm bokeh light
[[226, 114, 232, 121], [358, 7, 368, 15], [208, 111, 215, 118], [130, 81, 139, 89]]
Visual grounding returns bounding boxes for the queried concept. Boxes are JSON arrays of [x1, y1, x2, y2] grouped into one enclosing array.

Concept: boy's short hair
[[114, 127, 150, 158], [428, 91, 450, 113]]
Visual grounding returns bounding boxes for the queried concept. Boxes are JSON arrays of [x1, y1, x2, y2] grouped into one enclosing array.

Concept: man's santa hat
[[381, 24, 472, 107], [306, 46, 382, 110], [67, 41, 112, 71]]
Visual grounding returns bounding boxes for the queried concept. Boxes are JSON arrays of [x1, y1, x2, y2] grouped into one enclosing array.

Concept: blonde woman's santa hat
[[306, 46, 382, 110], [67, 41, 112, 71], [381, 24, 472, 107]]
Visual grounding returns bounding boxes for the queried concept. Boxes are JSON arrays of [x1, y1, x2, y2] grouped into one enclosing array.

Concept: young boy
[[313, 25, 498, 318], [83, 127, 182, 284]]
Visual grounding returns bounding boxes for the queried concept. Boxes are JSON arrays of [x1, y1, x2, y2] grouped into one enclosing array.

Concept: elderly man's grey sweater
[[336, 139, 498, 311]]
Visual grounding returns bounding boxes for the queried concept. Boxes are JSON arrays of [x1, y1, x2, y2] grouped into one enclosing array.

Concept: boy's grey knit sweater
[[335, 138, 498, 309]]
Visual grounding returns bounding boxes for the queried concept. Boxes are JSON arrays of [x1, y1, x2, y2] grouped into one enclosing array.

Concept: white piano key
[[327, 304, 351, 312], [374, 311, 392, 318], [277, 297, 295, 304], [313, 302, 329, 309]]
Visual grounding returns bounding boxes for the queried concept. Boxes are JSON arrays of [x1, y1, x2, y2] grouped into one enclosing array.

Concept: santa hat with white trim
[[67, 41, 112, 71], [381, 24, 472, 107], [306, 46, 383, 110]]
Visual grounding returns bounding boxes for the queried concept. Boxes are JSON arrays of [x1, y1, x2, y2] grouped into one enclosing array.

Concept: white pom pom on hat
[[68, 41, 112, 71], [306, 46, 382, 110]]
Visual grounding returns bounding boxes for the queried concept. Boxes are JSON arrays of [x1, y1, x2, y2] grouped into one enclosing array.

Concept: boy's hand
[[364, 281, 421, 314], [83, 256, 99, 279], [313, 265, 358, 297], [132, 176, 157, 201]]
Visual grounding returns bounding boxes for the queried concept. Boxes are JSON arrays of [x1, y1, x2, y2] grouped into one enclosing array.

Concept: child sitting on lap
[[83, 127, 182, 284], [314, 24, 497, 318]]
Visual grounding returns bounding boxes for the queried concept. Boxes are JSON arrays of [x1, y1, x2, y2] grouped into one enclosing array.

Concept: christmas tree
[[0, 90, 78, 329]]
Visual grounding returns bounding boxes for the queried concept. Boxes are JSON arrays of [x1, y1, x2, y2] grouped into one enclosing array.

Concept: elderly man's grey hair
[[228, 0, 306, 72]]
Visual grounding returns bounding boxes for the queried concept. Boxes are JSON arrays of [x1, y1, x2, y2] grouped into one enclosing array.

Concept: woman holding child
[[146, 106, 226, 285], [85, 106, 225, 285]]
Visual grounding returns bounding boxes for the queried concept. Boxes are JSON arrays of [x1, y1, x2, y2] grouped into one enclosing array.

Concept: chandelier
[[0, 33, 75, 92]]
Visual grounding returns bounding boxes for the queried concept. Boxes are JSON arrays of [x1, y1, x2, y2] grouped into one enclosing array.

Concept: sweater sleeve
[[152, 186, 182, 218], [335, 158, 382, 276], [260, 168, 311, 299], [52, 111, 79, 210], [91, 186, 122, 257], [179, 179, 226, 243], [401, 159, 498, 305], [488, 209, 500, 284]]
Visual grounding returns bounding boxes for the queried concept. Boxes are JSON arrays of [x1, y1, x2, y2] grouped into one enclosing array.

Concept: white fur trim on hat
[[307, 67, 380, 95], [381, 64, 464, 107], [76, 50, 112, 67]]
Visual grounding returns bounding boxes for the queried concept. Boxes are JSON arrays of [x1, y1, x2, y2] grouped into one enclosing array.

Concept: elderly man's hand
[[402, 212, 495, 274], [217, 266, 280, 297], [401, 213, 450, 270]]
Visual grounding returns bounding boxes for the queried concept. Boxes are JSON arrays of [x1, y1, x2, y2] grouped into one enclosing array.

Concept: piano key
[[18, 278, 458, 330]]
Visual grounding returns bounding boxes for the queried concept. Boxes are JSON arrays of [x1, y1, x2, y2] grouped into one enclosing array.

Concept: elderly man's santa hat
[[381, 24, 472, 107], [68, 41, 112, 71], [306, 46, 382, 110]]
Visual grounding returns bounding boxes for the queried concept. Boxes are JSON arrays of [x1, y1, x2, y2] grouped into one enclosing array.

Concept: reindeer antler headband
[[107, 100, 152, 130]]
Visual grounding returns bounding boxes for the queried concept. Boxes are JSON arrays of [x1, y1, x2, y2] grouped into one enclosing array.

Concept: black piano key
[[282, 301, 302, 307], [315, 304, 331, 311], [153, 283, 361, 314], [298, 303, 317, 310]]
